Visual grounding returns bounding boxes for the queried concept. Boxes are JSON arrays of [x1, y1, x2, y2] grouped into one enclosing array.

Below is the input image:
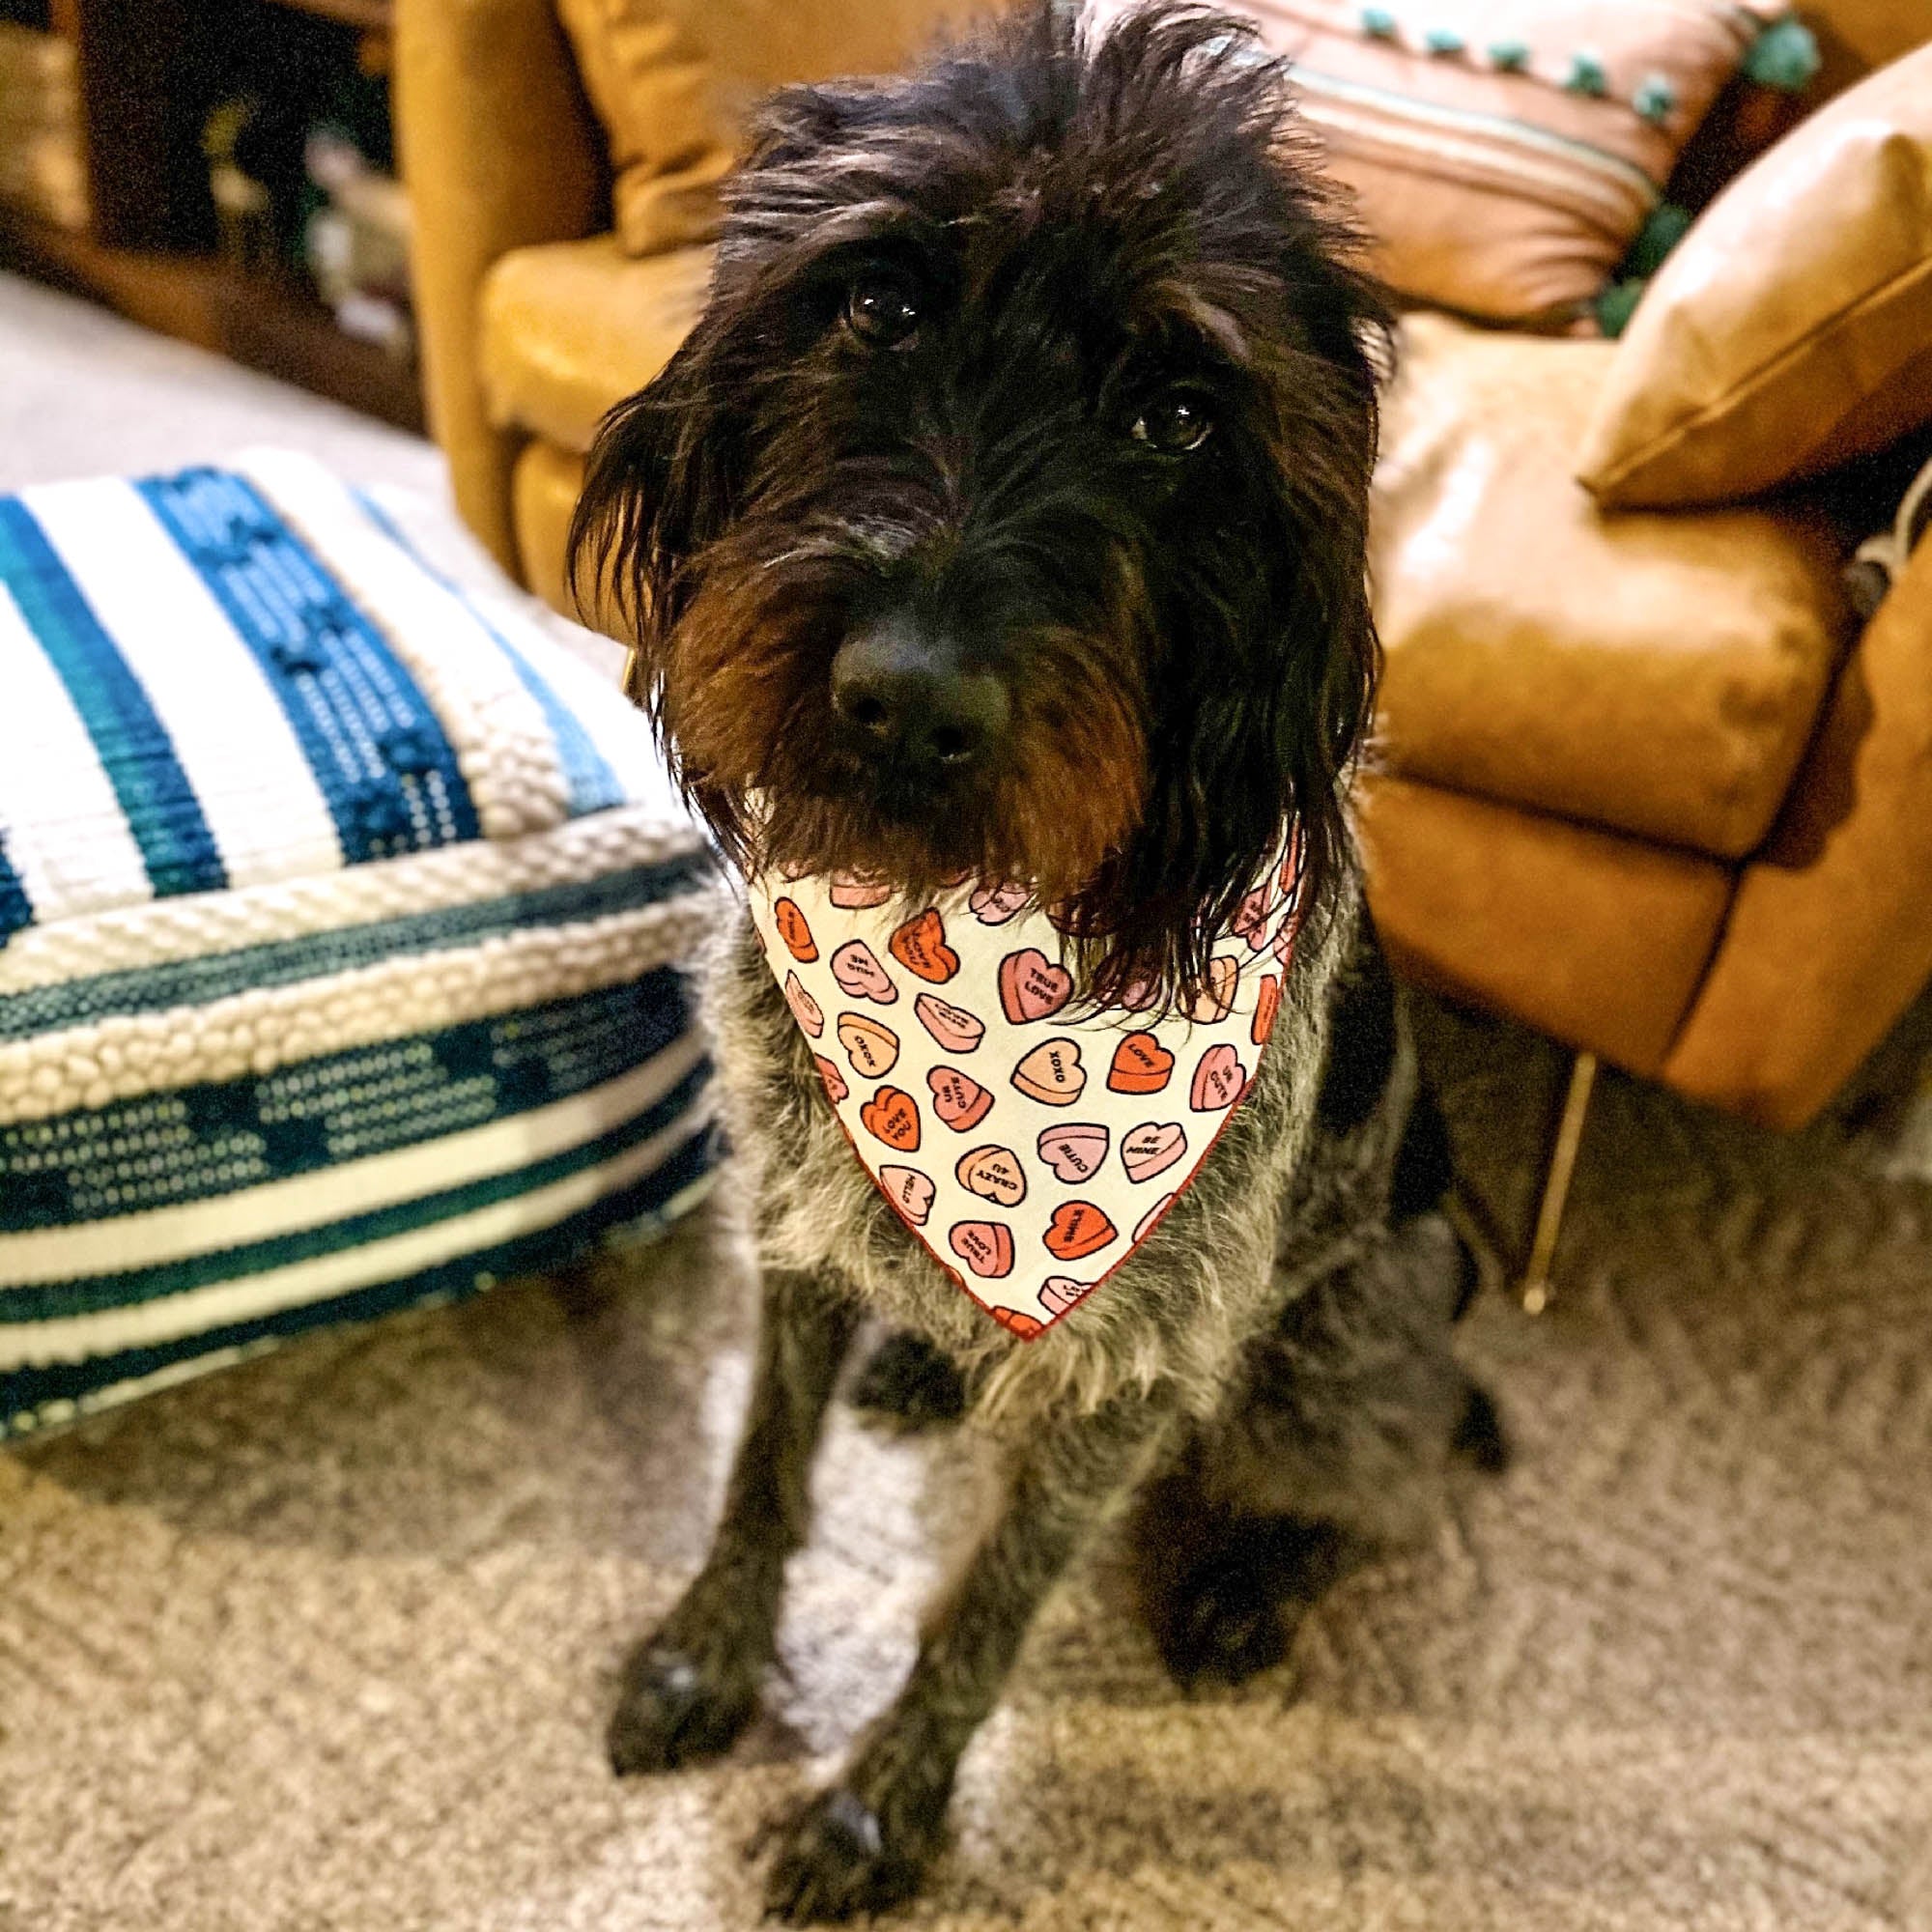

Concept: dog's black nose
[[831, 617, 1009, 775]]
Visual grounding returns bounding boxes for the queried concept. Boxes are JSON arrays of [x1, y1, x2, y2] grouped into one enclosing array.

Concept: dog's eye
[[844, 280, 921, 349], [1131, 394, 1214, 454]]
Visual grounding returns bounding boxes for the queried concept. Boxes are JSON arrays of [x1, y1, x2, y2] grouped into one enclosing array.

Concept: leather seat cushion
[[1374, 313, 1855, 860], [514, 439, 595, 623], [1358, 774, 1734, 1078], [481, 237, 714, 456]]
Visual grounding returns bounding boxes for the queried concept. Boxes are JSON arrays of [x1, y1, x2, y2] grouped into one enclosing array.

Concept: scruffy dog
[[570, 3, 1501, 1918]]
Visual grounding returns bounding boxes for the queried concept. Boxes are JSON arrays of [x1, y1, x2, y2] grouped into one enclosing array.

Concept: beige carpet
[[5, 990, 1931, 1932], [3, 272, 1931, 1931]]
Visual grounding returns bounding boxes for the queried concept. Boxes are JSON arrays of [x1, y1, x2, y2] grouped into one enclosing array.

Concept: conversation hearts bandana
[[747, 826, 1306, 1338]]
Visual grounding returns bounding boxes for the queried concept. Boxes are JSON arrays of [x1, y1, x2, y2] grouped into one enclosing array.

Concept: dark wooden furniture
[[0, 0, 424, 431]]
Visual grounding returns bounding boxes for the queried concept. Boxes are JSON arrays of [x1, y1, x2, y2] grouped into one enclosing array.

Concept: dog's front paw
[[848, 1330, 967, 1430], [1151, 1518, 1357, 1690], [763, 1785, 941, 1922], [608, 1638, 759, 1775]]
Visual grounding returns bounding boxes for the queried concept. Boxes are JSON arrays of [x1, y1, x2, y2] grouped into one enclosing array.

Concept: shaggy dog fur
[[569, 5, 1501, 1918]]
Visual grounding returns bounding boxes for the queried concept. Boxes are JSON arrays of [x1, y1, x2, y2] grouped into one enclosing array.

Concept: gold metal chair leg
[[1521, 1051, 1598, 1315]]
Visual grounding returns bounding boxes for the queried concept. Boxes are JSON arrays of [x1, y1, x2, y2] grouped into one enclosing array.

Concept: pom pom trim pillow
[[1577, 42, 1932, 508], [1219, 0, 1807, 328], [0, 452, 717, 1438]]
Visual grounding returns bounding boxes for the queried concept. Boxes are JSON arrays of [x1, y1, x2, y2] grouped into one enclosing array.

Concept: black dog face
[[572, 0, 1390, 1005]]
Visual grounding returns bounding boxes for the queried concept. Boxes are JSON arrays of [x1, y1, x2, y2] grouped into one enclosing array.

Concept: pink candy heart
[[831, 938, 898, 1004], [1121, 1121, 1185, 1183], [783, 971, 824, 1037], [1132, 1192, 1177, 1243], [877, 1164, 935, 1226], [998, 947, 1073, 1024], [1036, 1122, 1109, 1182], [1189, 1043, 1245, 1112], [1040, 1276, 1091, 1317], [969, 881, 1030, 925]]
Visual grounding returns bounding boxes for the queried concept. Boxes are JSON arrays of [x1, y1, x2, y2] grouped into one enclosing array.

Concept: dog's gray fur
[[610, 877, 1490, 1919]]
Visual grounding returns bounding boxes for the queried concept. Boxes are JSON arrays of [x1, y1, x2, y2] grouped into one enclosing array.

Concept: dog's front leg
[[609, 1264, 857, 1775], [765, 1391, 1173, 1921]]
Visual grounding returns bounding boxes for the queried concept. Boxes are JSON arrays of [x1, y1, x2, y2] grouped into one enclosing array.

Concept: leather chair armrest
[[395, 0, 609, 575], [1662, 539, 1932, 1127]]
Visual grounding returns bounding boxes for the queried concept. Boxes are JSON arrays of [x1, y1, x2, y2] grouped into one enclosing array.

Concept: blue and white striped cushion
[[0, 452, 717, 1437]]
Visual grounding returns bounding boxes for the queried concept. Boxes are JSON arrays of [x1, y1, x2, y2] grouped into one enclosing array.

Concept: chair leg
[[1521, 1051, 1598, 1315]]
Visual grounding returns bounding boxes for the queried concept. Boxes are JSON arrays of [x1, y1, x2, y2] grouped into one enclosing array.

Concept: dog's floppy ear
[[567, 312, 749, 713], [1092, 261, 1388, 1006]]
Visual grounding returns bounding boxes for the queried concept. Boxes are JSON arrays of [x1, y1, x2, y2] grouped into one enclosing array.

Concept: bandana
[[747, 828, 1305, 1339]]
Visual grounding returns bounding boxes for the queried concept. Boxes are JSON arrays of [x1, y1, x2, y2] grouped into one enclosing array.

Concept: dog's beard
[[653, 521, 1153, 910]]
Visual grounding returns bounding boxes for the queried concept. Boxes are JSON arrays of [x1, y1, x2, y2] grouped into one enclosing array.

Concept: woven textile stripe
[[0, 1049, 710, 1328], [0, 1050, 712, 1370], [0, 1125, 715, 1438], [0, 581, 156, 933], [0, 497, 227, 901], [137, 469, 480, 864], [26, 478, 346, 895], [0, 855, 707, 1040], [0, 450, 717, 1442], [1292, 68, 1657, 223], [0, 965, 697, 1236], [353, 488, 624, 821], [0, 834, 30, 947], [0, 804, 692, 996]]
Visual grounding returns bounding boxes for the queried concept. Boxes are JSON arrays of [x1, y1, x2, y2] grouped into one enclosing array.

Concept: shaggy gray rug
[[2, 271, 1929, 1931]]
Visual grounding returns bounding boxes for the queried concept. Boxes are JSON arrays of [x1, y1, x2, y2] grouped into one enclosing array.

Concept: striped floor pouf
[[0, 450, 718, 1438]]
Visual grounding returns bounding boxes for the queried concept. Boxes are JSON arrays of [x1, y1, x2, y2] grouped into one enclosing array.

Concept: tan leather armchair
[[396, 0, 1932, 1177]]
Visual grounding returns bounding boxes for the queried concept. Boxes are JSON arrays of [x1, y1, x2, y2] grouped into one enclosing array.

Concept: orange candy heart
[[1106, 1031, 1174, 1094], [1043, 1200, 1118, 1263], [991, 1306, 1044, 1339], [860, 1085, 921, 1151], [773, 896, 816, 961], [889, 907, 960, 983], [1252, 973, 1281, 1047]]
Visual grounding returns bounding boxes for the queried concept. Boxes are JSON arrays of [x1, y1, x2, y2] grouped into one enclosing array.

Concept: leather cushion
[[480, 237, 713, 455], [1662, 521, 1932, 1127], [1577, 45, 1932, 509], [553, 0, 998, 258], [1359, 774, 1734, 1079], [1374, 312, 1853, 860], [513, 440, 595, 625]]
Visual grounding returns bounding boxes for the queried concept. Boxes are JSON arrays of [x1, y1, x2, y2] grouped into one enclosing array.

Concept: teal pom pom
[[1744, 15, 1820, 91], [1359, 5, 1398, 38], [1488, 38, 1531, 72], [1565, 49, 1608, 97], [1594, 277, 1646, 340], [1423, 26, 1464, 56], [1624, 201, 1691, 279], [1633, 72, 1675, 124]]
